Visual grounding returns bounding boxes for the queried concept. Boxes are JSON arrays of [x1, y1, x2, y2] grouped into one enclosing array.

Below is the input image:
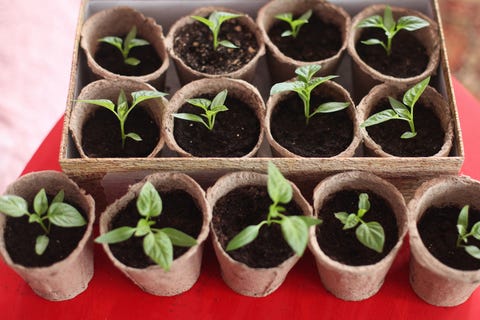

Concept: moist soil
[[108, 190, 203, 269], [173, 96, 260, 157], [173, 18, 259, 74], [271, 93, 353, 157], [268, 14, 342, 61], [418, 205, 480, 271], [212, 185, 303, 268], [82, 106, 160, 158], [316, 189, 399, 266], [356, 28, 429, 78], [365, 98, 445, 157], [4, 196, 87, 268]]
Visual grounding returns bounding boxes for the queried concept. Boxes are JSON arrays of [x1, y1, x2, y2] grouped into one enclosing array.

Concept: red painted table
[[1, 78, 479, 319]]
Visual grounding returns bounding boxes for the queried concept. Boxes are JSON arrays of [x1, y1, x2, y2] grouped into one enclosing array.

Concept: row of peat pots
[[0, 168, 480, 306]]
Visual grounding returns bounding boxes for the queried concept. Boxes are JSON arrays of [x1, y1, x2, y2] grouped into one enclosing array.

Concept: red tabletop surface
[[1, 78, 479, 319]]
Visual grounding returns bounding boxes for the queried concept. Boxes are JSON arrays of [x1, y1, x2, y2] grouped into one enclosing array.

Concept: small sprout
[[98, 26, 150, 66], [357, 5, 430, 56], [456, 205, 480, 259], [0, 189, 86, 255], [275, 9, 312, 38], [270, 64, 350, 125], [191, 11, 243, 50], [361, 76, 430, 139], [77, 89, 167, 148], [226, 162, 321, 257], [95, 182, 198, 271], [334, 193, 385, 253], [173, 89, 229, 131]]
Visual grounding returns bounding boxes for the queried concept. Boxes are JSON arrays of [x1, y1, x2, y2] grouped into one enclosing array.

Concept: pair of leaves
[[275, 9, 312, 38], [191, 11, 242, 50], [456, 205, 480, 259], [99, 26, 149, 66]]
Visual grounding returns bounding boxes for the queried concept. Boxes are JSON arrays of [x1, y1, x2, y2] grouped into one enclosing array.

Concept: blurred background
[[0, 0, 478, 193]]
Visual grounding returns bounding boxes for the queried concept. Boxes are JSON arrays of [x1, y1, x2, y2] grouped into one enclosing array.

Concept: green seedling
[[361, 76, 430, 139], [334, 193, 385, 253], [226, 162, 321, 257], [99, 26, 150, 66], [191, 11, 243, 50], [95, 181, 198, 271], [275, 9, 312, 38], [356, 5, 429, 56], [77, 89, 167, 148], [456, 205, 480, 259], [173, 89, 229, 131], [270, 64, 350, 125], [0, 189, 86, 255]]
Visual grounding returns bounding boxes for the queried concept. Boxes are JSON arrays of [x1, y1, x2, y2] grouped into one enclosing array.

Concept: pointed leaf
[[383, 5, 395, 33], [361, 38, 387, 48], [299, 9, 312, 21], [397, 16, 430, 31], [465, 245, 480, 260], [297, 216, 322, 227], [29, 214, 42, 224], [356, 221, 385, 253], [144, 231, 173, 271], [218, 40, 238, 49], [471, 221, 480, 240], [162, 227, 197, 247], [281, 30, 293, 37], [275, 13, 293, 23], [267, 162, 292, 204], [173, 113, 207, 126], [270, 81, 304, 95], [124, 57, 141, 66], [186, 98, 211, 110], [295, 64, 321, 82], [48, 202, 86, 227], [98, 36, 123, 51], [117, 89, 128, 110], [403, 77, 430, 107], [358, 193, 370, 214], [210, 89, 228, 109], [357, 15, 383, 29], [361, 109, 398, 127], [137, 181, 162, 218], [211, 105, 229, 113], [226, 224, 262, 251], [401, 131, 417, 139], [0, 195, 28, 217], [457, 205, 470, 236], [95, 226, 136, 244], [344, 213, 360, 230], [334, 212, 349, 224], [281, 216, 309, 256], [135, 218, 153, 237], [35, 235, 49, 255], [131, 90, 167, 107], [191, 15, 214, 29], [76, 99, 115, 111], [33, 189, 48, 216], [52, 190, 64, 204], [128, 38, 149, 49], [311, 102, 349, 116], [125, 132, 142, 142], [388, 97, 411, 119], [124, 26, 137, 49], [215, 12, 243, 25]]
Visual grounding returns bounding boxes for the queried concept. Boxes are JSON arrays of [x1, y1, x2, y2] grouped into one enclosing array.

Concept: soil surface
[[108, 190, 203, 269], [418, 205, 480, 271], [212, 185, 303, 268], [365, 98, 445, 157], [316, 189, 399, 266], [173, 18, 259, 74], [81, 106, 160, 158]]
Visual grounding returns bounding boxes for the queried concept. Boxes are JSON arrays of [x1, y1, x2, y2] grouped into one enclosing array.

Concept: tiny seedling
[[173, 89, 229, 131], [0, 189, 87, 256], [361, 76, 430, 139], [275, 9, 312, 38], [95, 181, 198, 271], [98, 26, 150, 66], [226, 162, 321, 257], [456, 205, 480, 259], [334, 193, 385, 253], [77, 89, 167, 148], [270, 64, 350, 125], [191, 11, 243, 50], [356, 5, 429, 56]]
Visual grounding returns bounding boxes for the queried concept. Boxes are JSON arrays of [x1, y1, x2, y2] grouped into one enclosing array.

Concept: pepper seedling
[[356, 5, 430, 56], [0, 189, 87, 255], [334, 193, 385, 253], [275, 9, 312, 38], [95, 181, 198, 271], [456, 205, 480, 259], [361, 76, 430, 139], [98, 26, 150, 66], [226, 162, 321, 257], [173, 89, 229, 131], [270, 64, 350, 125], [191, 11, 243, 50], [77, 89, 167, 148]]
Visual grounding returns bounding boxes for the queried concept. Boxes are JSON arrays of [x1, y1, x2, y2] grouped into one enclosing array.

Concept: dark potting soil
[[270, 93, 353, 157], [108, 190, 203, 269], [356, 28, 429, 78], [4, 195, 87, 268], [173, 96, 260, 157], [418, 205, 480, 271], [212, 185, 303, 268], [316, 189, 399, 266], [81, 106, 160, 158], [94, 38, 162, 76], [268, 14, 343, 61], [172, 18, 259, 74], [365, 98, 445, 157]]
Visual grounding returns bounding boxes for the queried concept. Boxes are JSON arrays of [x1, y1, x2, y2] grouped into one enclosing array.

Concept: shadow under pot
[[309, 171, 407, 301], [69, 79, 166, 158], [0, 171, 95, 301], [408, 175, 480, 306], [80, 6, 169, 90], [257, 0, 350, 82], [163, 78, 265, 157]]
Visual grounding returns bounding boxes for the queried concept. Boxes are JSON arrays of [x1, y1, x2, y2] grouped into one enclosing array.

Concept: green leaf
[[136, 181, 162, 218], [383, 5, 395, 33], [361, 109, 398, 127], [98, 36, 123, 51], [95, 226, 136, 244], [307, 75, 338, 91], [210, 89, 228, 110], [356, 221, 385, 253], [281, 216, 309, 256], [356, 15, 383, 29], [35, 235, 49, 255], [267, 162, 292, 204], [144, 231, 173, 271], [76, 99, 115, 111], [213, 11, 243, 25], [465, 245, 480, 259], [48, 202, 86, 227], [135, 218, 153, 237], [334, 212, 349, 224], [226, 224, 262, 251], [403, 77, 430, 108], [0, 195, 29, 217], [131, 90, 167, 108], [29, 214, 42, 224], [218, 40, 238, 49], [275, 13, 293, 23], [128, 38, 149, 49], [125, 132, 142, 142], [117, 89, 128, 111], [186, 98, 211, 110], [52, 190, 64, 204], [401, 131, 417, 139], [173, 113, 207, 126], [295, 64, 321, 82], [270, 81, 304, 95], [281, 30, 293, 37], [124, 57, 141, 66], [344, 213, 360, 230], [191, 15, 214, 29], [457, 205, 469, 236], [124, 26, 137, 50], [211, 105, 229, 113], [397, 16, 430, 31], [311, 102, 349, 116], [117, 101, 129, 120], [298, 9, 312, 22], [358, 193, 370, 215], [161, 227, 197, 247], [388, 97, 411, 119], [471, 221, 480, 240], [297, 216, 322, 227], [361, 38, 385, 46]]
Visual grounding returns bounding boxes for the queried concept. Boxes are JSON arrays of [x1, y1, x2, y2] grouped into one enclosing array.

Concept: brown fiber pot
[[257, 0, 350, 82], [0, 171, 95, 301], [309, 171, 407, 301], [408, 175, 480, 306], [99, 172, 210, 296]]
